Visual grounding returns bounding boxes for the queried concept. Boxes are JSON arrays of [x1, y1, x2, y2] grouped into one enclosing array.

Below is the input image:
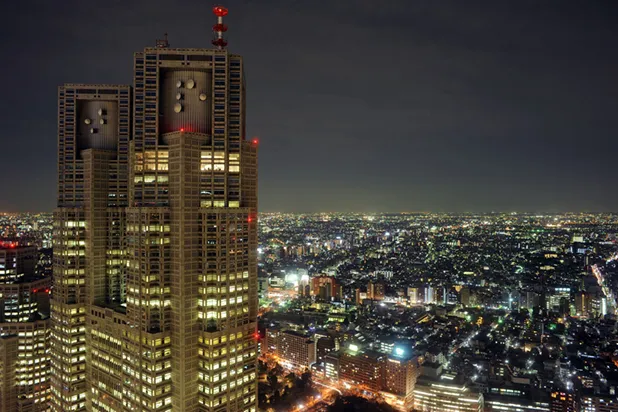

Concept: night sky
[[2, 0, 617, 213]]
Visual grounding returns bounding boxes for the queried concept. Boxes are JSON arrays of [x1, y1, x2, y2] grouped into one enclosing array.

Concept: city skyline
[[2, 0, 618, 213]]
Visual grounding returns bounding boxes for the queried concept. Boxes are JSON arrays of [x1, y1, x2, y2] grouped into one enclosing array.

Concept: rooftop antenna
[[156, 33, 170, 48], [212, 6, 228, 49]]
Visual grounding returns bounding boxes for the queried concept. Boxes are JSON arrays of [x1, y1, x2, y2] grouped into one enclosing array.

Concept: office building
[[339, 347, 385, 392], [485, 394, 550, 411], [550, 391, 578, 412], [383, 352, 419, 411], [263, 328, 280, 355], [324, 352, 340, 381], [276, 330, 315, 369], [264, 328, 315, 369], [413, 377, 484, 412], [0, 243, 51, 412], [315, 333, 336, 363], [367, 281, 385, 301], [50, 7, 258, 411], [581, 394, 618, 411], [311, 276, 341, 300]]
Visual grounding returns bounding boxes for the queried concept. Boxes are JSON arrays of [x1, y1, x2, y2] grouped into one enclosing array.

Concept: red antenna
[[212, 6, 229, 49]]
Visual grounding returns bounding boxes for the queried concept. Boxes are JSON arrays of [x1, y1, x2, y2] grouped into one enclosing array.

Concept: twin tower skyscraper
[[51, 8, 259, 411]]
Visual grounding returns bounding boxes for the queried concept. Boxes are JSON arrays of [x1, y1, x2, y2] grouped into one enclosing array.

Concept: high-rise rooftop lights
[[212, 6, 229, 49]]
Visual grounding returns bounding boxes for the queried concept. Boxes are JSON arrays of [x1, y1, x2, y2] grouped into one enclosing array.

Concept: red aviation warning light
[[212, 38, 228, 48], [213, 6, 228, 17], [252, 138, 259, 145], [213, 23, 228, 33], [212, 6, 229, 49]]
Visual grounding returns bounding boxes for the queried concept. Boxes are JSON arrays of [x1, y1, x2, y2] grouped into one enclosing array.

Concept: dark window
[[160, 54, 184, 60], [189, 55, 211, 61]]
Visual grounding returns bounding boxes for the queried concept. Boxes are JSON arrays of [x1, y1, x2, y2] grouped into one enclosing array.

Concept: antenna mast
[[156, 33, 170, 48], [212, 6, 229, 49]]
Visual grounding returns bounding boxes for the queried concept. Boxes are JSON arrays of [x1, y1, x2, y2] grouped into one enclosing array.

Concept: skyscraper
[[51, 7, 258, 411], [0, 242, 51, 411]]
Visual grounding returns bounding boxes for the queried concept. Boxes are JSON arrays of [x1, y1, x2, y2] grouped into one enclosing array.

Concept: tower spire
[[212, 5, 229, 49]]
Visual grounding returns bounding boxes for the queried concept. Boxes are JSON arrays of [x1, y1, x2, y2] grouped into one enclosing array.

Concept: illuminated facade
[[0, 244, 51, 412], [277, 330, 315, 369], [383, 354, 419, 411], [550, 391, 578, 412], [367, 281, 385, 301], [324, 352, 339, 381], [264, 329, 315, 369], [413, 378, 484, 412], [581, 394, 618, 411], [51, 8, 258, 412], [339, 349, 385, 392], [485, 395, 550, 411], [311, 276, 341, 300]]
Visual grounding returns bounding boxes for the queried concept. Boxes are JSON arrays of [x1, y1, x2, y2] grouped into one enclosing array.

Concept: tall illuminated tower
[[51, 7, 258, 411], [0, 242, 51, 412]]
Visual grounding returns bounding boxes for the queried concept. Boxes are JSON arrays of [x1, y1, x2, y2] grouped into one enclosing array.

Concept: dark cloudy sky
[[1, 0, 617, 213]]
